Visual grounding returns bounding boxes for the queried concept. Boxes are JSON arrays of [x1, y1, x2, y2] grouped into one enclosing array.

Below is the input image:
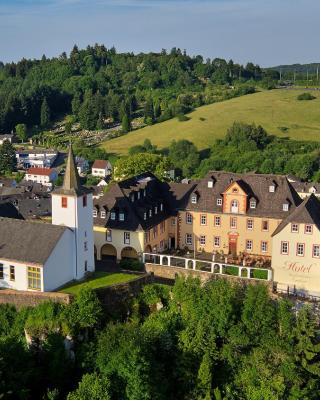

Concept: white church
[[0, 145, 95, 292]]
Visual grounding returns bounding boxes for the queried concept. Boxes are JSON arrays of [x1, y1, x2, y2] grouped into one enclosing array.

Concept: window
[[84, 241, 88, 251], [27, 266, 41, 290], [101, 211, 106, 218], [214, 216, 221, 227], [305, 225, 313, 234], [93, 210, 97, 217], [230, 199, 239, 213], [217, 198, 222, 206], [261, 241, 268, 253], [313, 245, 320, 258], [283, 203, 289, 212], [131, 194, 135, 203], [250, 199, 256, 209], [83, 195, 87, 207], [281, 241, 289, 255], [110, 212, 116, 220], [84, 261, 88, 272], [61, 197, 67, 208], [269, 185, 275, 193], [214, 236, 220, 247], [246, 240, 253, 251], [171, 218, 176, 226], [149, 209, 152, 217], [0, 264, 3, 279], [230, 217, 237, 229], [119, 212, 125, 221], [144, 212, 147, 220], [200, 214, 207, 226], [186, 213, 193, 224], [291, 223, 299, 233], [155, 206, 158, 215], [247, 219, 254, 230], [232, 188, 238, 193], [153, 226, 158, 239], [159, 240, 164, 250], [296, 243, 305, 257], [10, 265, 15, 281], [106, 230, 112, 242], [137, 192, 141, 200], [200, 235, 206, 245], [124, 232, 130, 245], [144, 189, 146, 197], [208, 181, 213, 188], [191, 195, 197, 204], [160, 203, 163, 211], [262, 220, 269, 231], [186, 233, 192, 245]]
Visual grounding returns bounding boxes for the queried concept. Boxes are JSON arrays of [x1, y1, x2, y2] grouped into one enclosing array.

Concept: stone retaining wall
[[145, 263, 272, 289], [0, 289, 72, 309]]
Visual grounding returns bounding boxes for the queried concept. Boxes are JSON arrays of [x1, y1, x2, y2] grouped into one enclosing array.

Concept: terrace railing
[[143, 252, 272, 281]]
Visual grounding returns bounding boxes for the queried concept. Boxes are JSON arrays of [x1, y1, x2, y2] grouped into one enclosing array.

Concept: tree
[[67, 373, 111, 400], [0, 140, 17, 173], [144, 97, 154, 124], [15, 123, 27, 142], [40, 98, 51, 127], [122, 113, 131, 133], [169, 139, 200, 177]]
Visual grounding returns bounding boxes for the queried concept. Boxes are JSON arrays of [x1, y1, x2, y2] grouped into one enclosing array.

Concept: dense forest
[[115, 122, 320, 182], [1, 279, 320, 400], [0, 44, 279, 133]]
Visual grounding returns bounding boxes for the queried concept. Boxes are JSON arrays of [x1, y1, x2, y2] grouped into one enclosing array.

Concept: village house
[[25, 167, 58, 187], [75, 156, 89, 175], [16, 148, 58, 169], [92, 159, 112, 178], [0, 145, 95, 292]]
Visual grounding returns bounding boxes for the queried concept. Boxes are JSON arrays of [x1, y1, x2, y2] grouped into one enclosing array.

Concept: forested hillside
[[0, 44, 277, 133]]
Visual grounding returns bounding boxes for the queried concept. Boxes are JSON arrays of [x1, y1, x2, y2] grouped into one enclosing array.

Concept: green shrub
[[297, 92, 316, 101], [119, 258, 144, 271], [177, 114, 190, 122]]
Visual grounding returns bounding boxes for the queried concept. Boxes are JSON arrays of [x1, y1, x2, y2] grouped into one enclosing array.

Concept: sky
[[0, 0, 319, 66]]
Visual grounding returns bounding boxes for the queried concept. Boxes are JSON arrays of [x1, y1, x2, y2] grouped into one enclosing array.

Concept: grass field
[[59, 272, 138, 296], [101, 89, 320, 155]]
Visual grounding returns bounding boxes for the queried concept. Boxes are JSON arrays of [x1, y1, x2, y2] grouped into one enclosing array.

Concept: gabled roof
[[272, 194, 320, 236], [26, 167, 55, 176], [92, 160, 110, 169], [53, 145, 91, 197], [0, 218, 68, 265]]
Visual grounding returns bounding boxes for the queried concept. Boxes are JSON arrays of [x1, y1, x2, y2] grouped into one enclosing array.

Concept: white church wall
[[0, 259, 43, 291], [43, 229, 75, 291]]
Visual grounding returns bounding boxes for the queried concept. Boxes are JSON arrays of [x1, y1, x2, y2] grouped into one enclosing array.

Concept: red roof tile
[[26, 167, 55, 176], [92, 160, 109, 169]]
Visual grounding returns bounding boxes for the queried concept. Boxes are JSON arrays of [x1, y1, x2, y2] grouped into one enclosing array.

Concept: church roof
[[53, 144, 91, 196], [0, 218, 68, 265]]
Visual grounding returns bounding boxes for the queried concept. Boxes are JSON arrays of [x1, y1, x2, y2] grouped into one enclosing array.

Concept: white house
[[25, 167, 58, 187], [16, 149, 58, 169], [0, 134, 13, 145], [0, 145, 95, 292], [92, 160, 112, 178], [75, 156, 89, 175]]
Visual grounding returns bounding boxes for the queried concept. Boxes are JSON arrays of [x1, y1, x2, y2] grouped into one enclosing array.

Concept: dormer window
[[131, 194, 135, 202], [137, 191, 141, 200], [217, 198, 222, 206], [149, 209, 152, 217], [250, 199, 256, 209], [93, 210, 97, 217], [191, 195, 197, 204], [230, 199, 239, 213], [232, 188, 238, 193], [110, 212, 116, 220], [208, 181, 213, 188], [119, 212, 125, 221], [160, 203, 163, 211], [155, 206, 158, 214], [101, 211, 106, 218], [282, 203, 289, 212], [269, 185, 275, 193], [144, 189, 146, 197], [144, 212, 147, 220]]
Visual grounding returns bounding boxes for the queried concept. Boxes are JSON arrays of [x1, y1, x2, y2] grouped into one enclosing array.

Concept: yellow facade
[[272, 222, 320, 296]]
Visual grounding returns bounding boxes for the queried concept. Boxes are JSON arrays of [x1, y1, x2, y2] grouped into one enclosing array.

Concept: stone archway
[[121, 246, 139, 260], [101, 243, 117, 261]]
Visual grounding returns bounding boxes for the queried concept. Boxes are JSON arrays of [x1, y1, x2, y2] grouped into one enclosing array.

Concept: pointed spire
[[53, 143, 91, 197], [63, 143, 80, 191]]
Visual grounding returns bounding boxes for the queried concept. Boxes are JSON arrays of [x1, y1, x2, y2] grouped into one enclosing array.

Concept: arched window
[[230, 199, 239, 213]]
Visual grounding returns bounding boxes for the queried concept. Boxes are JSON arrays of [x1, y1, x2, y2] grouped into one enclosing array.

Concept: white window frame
[[246, 240, 253, 251], [269, 185, 275, 193], [281, 241, 289, 255], [200, 214, 207, 226], [247, 219, 254, 230], [186, 213, 193, 224], [199, 235, 206, 246], [185, 233, 192, 245], [93, 210, 97, 217], [191, 195, 197, 204], [214, 236, 220, 247], [250, 199, 256, 209], [101, 211, 106, 218], [214, 216, 221, 227], [124, 232, 130, 245], [291, 223, 299, 233], [305, 224, 313, 234], [119, 212, 125, 221], [110, 212, 116, 220], [296, 243, 305, 257], [261, 241, 268, 253], [313, 244, 320, 258], [106, 230, 112, 242], [216, 198, 222, 206], [283, 203, 289, 212]]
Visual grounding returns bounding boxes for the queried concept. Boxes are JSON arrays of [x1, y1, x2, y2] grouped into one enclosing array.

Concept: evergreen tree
[[40, 97, 51, 127], [0, 140, 17, 173], [122, 113, 131, 133], [144, 97, 154, 124]]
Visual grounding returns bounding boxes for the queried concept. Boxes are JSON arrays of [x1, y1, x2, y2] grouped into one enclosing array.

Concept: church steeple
[[53, 143, 91, 197]]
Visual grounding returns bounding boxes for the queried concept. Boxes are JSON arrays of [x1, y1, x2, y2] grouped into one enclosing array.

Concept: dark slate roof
[[183, 171, 302, 218], [0, 218, 68, 265], [0, 203, 24, 220], [272, 194, 320, 236], [93, 172, 190, 231], [53, 145, 91, 196], [291, 181, 320, 194]]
